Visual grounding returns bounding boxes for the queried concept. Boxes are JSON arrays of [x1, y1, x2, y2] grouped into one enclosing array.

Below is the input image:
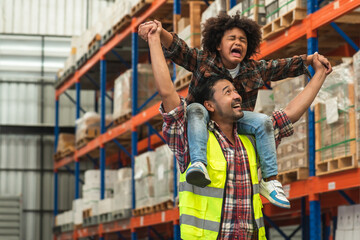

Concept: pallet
[[99, 212, 114, 223], [132, 200, 174, 216], [131, 0, 153, 17], [76, 127, 100, 149], [87, 41, 100, 59], [102, 28, 114, 45], [174, 72, 192, 91], [82, 208, 92, 219], [52, 226, 62, 234], [54, 145, 76, 161], [262, 8, 307, 40], [76, 53, 88, 69], [114, 112, 132, 126], [277, 167, 308, 185], [88, 34, 101, 50], [113, 15, 132, 34], [60, 223, 74, 233], [112, 209, 132, 220], [316, 155, 357, 176], [83, 216, 98, 227]]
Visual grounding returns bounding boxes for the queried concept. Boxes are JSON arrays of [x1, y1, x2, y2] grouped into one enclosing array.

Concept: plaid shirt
[[160, 97, 294, 239], [163, 33, 310, 110]]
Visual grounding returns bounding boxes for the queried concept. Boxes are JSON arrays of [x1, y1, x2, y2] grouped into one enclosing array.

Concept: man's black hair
[[194, 75, 233, 105], [202, 12, 262, 60]]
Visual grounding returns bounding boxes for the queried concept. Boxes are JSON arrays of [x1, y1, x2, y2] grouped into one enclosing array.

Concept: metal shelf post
[[307, 1, 321, 238], [131, 18, 139, 240], [229, 0, 237, 8], [75, 81, 81, 199], [54, 98, 59, 221], [100, 58, 107, 200], [173, 1, 181, 238]]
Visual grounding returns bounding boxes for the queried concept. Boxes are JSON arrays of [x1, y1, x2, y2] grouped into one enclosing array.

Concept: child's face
[[216, 28, 248, 69]]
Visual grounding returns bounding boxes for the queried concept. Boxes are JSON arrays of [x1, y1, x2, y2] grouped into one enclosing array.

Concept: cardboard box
[[178, 17, 190, 33], [338, 205, 355, 230]]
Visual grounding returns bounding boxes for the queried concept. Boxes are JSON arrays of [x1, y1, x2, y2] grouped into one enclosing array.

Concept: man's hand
[[138, 20, 162, 42], [307, 53, 332, 74]]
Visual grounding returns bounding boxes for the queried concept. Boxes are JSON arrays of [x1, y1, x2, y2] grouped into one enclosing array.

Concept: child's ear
[[204, 101, 215, 113]]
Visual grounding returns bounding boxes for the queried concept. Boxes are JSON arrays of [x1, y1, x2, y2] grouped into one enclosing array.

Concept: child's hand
[[308, 53, 332, 75], [312, 52, 332, 75], [138, 21, 158, 42]]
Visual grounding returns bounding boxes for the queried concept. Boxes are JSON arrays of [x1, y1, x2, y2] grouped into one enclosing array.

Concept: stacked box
[[75, 112, 112, 143], [98, 198, 115, 215], [82, 170, 118, 215], [113, 64, 161, 120], [201, 0, 227, 24], [134, 151, 157, 208], [113, 167, 132, 211], [72, 199, 83, 225], [228, 0, 267, 26], [265, 0, 279, 24], [154, 145, 175, 204], [353, 51, 360, 164], [315, 63, 355, 162], [111, 0, 132, 27], [335, 204, 360, 240], [273, 75, 308, 172], [56, 133, 75, 153], [265, 0, 306, 24], [174, 26, 192, 82], [253, 89, 275, 116]]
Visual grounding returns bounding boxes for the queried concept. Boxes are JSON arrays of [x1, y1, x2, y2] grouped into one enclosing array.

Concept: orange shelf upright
[[256, 0, 360, 59]]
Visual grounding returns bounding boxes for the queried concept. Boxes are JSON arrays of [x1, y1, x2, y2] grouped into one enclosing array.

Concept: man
[[139, 15, 331, 209], [146, 20, 330, 239]]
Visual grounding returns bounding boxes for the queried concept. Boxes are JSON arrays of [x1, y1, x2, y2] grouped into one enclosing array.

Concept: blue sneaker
[[186, 162, 211, 188], [260, 179, 290, 209]]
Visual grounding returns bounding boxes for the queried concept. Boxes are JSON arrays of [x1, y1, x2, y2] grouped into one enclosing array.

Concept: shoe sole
[[186, 171, 211, 188], [260, 191, 291, 209]]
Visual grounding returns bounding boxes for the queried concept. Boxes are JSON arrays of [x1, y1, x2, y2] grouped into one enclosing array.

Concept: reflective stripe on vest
[[179, 132, 266, 239]]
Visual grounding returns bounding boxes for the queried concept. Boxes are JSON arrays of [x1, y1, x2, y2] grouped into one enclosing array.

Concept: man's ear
[[204, 100, 215, 113]]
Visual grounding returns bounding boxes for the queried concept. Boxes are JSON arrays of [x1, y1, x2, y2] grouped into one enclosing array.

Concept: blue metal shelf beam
[[64, 91, 86, 114], [330, 22, 360, 52], [85, 74, 113, 101], [75, 82, 81, 199], [100, 59, 107, 200], [111, 50, 131, 69]]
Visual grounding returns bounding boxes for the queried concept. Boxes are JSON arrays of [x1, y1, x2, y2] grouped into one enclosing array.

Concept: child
[[138, 14, 331, 209]]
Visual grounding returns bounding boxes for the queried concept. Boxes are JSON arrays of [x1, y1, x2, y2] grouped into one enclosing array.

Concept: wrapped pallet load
[[315, 62, 356, 175], [134, 151, 157, 208], [113, 167, 132, 214], [75, 112, 112, 147], [82, 170, 118, 219], [354, 51, 360, 165], [273, 75, 309, 183], [228, 0, 266, 26], [113, 64, 160, 123], [154, 145, 175, 205]]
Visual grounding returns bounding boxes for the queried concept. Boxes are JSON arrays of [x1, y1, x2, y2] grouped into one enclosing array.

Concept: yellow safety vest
[[179, 131, 266, 239]]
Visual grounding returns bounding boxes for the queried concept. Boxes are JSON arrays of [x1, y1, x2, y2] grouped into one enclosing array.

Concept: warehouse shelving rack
[[53, 0, 360, 239]]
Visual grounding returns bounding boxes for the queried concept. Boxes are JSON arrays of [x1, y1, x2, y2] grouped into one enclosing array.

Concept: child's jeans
[[186, 103, 277, 178]]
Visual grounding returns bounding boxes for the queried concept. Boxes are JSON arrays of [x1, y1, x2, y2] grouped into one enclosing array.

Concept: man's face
[[216, 27, 248, 69], [210, 79, 244, 122]]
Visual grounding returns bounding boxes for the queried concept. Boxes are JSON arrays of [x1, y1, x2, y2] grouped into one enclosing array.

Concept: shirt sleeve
[[160, 97, 190, 173], [162, 33, 202, 73], [271, 109, 294, 147], [256, 54, 311, 83]]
